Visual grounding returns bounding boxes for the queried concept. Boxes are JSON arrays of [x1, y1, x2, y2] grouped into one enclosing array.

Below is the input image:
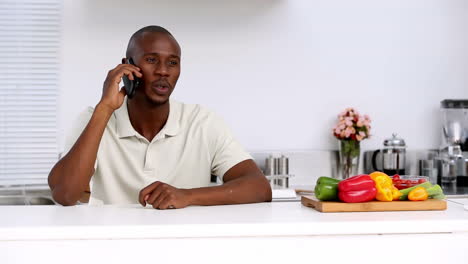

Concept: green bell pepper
[[314, 176, 341, 201]]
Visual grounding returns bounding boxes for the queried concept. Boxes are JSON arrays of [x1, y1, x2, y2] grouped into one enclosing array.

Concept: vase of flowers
[[333, 107, 371, 179]]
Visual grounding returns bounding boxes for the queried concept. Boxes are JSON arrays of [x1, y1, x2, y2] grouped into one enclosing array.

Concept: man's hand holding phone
[[99, 62, 142, 112]]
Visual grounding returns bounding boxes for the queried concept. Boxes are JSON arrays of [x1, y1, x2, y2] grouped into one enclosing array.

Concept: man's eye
[[169, 60, 178, 66], [146, 57, 157, 63]]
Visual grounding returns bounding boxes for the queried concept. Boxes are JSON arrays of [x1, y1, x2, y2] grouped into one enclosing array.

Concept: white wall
[[60, 0, 468, 153]]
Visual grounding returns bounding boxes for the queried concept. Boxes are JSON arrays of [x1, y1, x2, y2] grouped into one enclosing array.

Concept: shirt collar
[[115, 98, 181, 139]]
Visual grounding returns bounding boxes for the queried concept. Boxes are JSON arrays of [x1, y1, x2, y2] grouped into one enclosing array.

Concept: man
[[48, 25, 272, 209]]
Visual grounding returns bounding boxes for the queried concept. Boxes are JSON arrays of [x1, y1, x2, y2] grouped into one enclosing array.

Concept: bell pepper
[[399, 182, 445, 200], [371, 174, 394, 202], [338, 174, 377, 203], [399, 181, 432, 200], [408, 186, 428, 201], [392, 186, 402, 201], [314, 176, 340, 201], [369, 171, 388, 181]]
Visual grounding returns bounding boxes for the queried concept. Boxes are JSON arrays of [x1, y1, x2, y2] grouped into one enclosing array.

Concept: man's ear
[[121, 58, 126, 64]]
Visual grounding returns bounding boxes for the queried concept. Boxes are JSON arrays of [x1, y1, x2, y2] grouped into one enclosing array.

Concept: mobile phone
[[122, 58, 141, 99]]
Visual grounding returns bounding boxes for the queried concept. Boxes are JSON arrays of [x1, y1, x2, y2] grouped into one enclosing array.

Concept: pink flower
[[332, 107, 371, 141], [356, 118, 364, 127], [340, 130, 346, 138], [345, 107, 355, 113], [344, 117, 353, 126], [344, 127, 354, 138]]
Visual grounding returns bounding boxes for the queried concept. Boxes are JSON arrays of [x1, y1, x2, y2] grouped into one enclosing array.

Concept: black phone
[[122, 58, 141, 99]]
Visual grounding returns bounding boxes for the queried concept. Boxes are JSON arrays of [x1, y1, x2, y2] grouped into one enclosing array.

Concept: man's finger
[[119, 86, 127, 97], [152, 192, 169, 209], [159, 195, 175, 210], [118, 64, 143, 77], [138, 181, 160, 206], [146, 184, 165, 205], [152, 188, 169, 208], [115, 63, 141, 72], [114, 69, 135, 82]]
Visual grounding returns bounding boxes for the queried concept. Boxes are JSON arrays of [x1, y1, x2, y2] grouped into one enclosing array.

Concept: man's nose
[[154, 63, 169, 76]]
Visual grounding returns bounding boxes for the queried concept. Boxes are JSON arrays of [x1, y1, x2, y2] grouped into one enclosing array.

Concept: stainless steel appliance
[[264, 155, 292, 189], [436, 99, 468, 186], [371, 134, 406, 175]]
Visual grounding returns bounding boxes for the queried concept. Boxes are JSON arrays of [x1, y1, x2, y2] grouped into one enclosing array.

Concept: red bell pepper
[[338, 174, 377, 203]]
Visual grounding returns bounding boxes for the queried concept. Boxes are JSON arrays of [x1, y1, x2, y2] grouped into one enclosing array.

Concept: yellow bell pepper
[[392, 186, 402, 201], [371, 173, 393, 202], [369, 171, 389, 181]]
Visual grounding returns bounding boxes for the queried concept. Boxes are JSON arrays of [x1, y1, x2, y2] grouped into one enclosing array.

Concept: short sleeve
[[209, 113, 252, 181], [62, 107, 95, 169]]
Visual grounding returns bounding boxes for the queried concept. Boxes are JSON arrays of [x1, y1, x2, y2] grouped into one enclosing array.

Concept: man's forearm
[[48, 103, 114, 205], [187, 173, 272, 206]]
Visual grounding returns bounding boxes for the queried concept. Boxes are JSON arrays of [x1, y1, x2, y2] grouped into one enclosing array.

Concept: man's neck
[[127, 97, 170, 142]]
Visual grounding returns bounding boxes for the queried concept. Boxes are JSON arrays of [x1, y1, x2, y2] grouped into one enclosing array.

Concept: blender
[[436, 99, 468, 186]]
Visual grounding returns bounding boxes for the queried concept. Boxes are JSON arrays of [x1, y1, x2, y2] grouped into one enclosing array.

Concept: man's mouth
[[151, 80, 171, 95]]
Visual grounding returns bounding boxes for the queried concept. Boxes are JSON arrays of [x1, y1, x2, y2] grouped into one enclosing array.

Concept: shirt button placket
[[143, 142, 155, 176]]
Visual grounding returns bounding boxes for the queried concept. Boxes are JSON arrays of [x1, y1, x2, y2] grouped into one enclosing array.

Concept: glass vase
[[338, 139, 360, 179]]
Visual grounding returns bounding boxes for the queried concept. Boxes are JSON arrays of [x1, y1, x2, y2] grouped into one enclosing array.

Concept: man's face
[[132, 32, 181, 105]]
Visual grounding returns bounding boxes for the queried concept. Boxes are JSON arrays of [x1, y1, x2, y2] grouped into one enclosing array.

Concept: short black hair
[[125, 25, 174, 58]]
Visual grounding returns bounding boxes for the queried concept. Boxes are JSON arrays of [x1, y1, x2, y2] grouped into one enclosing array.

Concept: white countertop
[[2, 199, 468, 241]]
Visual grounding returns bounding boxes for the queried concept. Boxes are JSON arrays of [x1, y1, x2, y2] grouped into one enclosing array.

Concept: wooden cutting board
[[301, 195, 447, 212]]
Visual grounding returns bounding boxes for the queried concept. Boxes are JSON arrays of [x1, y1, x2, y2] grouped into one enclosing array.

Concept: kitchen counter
[[3, 200, 468, 263], [2, 200, 468, 240]]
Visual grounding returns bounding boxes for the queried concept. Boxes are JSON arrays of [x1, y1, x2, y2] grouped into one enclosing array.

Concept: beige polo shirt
[[64, 99, 252, 205]]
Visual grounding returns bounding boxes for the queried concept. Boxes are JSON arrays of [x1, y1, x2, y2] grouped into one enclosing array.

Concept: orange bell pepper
[[408, 187, 428, 201]]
